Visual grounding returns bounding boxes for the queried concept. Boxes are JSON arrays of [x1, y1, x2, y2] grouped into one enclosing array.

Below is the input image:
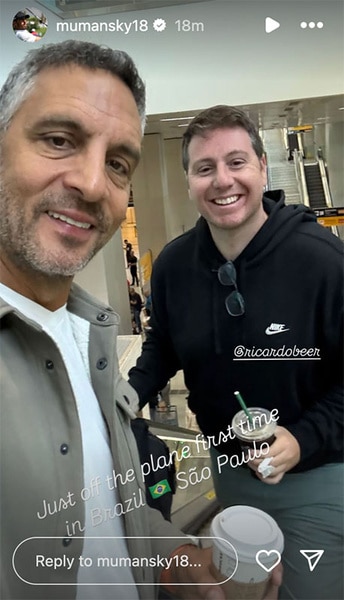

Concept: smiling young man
[[186, 125, 268, 257], [0, 44, 256, 600], [129, 105, 343, 599]]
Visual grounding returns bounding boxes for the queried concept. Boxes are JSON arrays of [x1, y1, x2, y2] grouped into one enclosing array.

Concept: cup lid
[[211, 505, 284, 563], [231, 408, 277, 441]]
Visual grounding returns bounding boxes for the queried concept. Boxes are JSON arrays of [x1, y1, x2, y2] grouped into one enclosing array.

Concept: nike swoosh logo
[[265, 328, 290, 335]]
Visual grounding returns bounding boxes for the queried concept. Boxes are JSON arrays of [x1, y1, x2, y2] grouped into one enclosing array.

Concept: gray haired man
[[0, 40, 282, 600]]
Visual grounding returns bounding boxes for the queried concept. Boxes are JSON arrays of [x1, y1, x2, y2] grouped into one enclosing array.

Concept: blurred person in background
[[129, 286, 143, 334], [124, 237, 132, 267], [128, 248, 139, 286]]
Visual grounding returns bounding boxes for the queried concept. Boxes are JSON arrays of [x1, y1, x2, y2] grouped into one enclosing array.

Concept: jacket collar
[[0, 283, 120, 326], [68, 283, 119, 325]]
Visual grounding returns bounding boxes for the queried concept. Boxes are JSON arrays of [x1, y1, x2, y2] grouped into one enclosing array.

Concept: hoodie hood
[[244, 190, 316, 266]]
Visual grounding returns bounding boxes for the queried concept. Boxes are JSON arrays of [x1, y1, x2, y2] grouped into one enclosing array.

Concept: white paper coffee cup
[[210, 505, 284, 584]]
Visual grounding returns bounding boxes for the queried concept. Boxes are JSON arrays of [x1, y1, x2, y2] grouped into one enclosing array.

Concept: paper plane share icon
[[299, 550, 324, 572]]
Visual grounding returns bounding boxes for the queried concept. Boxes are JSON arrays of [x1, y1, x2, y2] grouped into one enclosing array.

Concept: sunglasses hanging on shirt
[[217, 261, 245, 317]]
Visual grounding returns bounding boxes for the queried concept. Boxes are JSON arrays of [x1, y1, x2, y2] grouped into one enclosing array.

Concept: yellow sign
[[317, 216, 344, 227], [314, 207, 344, 228], [289, 124, 313, 132], [139, 250, 153, 288]]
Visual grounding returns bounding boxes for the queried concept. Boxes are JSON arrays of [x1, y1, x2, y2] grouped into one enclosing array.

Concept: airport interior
[[1, 0, 343, 588]]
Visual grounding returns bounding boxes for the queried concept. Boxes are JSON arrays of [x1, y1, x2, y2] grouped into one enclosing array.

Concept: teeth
[[213, 196, 240, 206], [48, 211, 91, 230]]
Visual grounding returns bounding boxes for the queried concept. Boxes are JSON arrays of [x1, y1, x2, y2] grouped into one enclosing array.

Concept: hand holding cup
[[249, 426, 301, 484], [210, 506, 284, 600]]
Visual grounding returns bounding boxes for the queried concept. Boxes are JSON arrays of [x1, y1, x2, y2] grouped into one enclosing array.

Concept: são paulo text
[[177, 441, 270, 488]]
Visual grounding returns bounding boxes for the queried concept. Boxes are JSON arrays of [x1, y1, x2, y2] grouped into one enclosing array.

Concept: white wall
[[326, 122, 344, 208], [163, 138, 199, 241], [131, 134, 169, 262], [74, 230, 133, 334]]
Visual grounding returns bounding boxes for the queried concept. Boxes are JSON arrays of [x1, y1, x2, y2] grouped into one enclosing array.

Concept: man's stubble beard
[[0, 168, 113, 279]]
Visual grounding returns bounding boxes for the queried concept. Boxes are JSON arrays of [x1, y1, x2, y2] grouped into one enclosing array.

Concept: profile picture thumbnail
[[12, 8, 48, 43]]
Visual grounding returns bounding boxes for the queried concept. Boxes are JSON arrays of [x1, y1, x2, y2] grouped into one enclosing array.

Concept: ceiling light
[[160, 116, 194, 122]]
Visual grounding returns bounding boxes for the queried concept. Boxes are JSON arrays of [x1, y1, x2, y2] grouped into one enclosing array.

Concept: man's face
[[14, 18, 27, 30], [187, 127, 267, 232], [0, 65, 142, 278]]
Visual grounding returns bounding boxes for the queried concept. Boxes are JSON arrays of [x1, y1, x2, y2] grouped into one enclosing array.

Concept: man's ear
[[184, 171, 191, 198], [260, 154, 267, 170], [260, 154, 268, 187]]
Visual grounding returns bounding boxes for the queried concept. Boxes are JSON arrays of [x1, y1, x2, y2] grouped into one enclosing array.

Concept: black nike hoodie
[[129, 191, 343, 472]]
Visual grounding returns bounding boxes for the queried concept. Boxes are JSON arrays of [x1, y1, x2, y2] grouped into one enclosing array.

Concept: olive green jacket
[[0, 285, 186, 599]]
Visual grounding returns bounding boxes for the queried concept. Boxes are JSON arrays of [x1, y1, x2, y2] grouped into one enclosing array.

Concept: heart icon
[[255, 550, 281, 572]]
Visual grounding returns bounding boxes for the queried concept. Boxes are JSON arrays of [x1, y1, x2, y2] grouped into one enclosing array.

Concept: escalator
[[303, 162, 327, 209], [293, 151, 342, 237]]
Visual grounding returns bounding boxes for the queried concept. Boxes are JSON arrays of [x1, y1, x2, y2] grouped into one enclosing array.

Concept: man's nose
[[62, 151, 108, 203], [213, 164, 235, 189]]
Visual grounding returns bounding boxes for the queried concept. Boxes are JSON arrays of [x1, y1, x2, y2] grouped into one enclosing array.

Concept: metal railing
[[316, 149, 339, 236], [293, 150, 309, 206], [317, 155, 333, 209]]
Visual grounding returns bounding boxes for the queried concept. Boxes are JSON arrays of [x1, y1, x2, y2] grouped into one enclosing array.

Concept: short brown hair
[[182, 105, 265, 171]]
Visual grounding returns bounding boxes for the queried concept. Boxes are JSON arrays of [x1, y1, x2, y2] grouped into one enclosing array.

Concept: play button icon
[[265, 17, 281, 33]]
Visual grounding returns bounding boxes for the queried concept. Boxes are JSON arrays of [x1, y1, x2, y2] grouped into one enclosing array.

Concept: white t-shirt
[[15, 29, 38, 42], [0, 284, 139, 599]]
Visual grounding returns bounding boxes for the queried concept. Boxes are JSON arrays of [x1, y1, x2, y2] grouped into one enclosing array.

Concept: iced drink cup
[[210, 505, 284, 600], [231, 407, 277, 452]]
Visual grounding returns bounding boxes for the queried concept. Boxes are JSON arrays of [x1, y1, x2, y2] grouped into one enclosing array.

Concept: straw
[[234, 390, 254, 425]]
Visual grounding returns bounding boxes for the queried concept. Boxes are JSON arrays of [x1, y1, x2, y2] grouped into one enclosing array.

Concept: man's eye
[[230, 159, 245, 168], [197, 165, 212, 175], [109, 159, 129, 176], [45, 136, 71, 148]]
